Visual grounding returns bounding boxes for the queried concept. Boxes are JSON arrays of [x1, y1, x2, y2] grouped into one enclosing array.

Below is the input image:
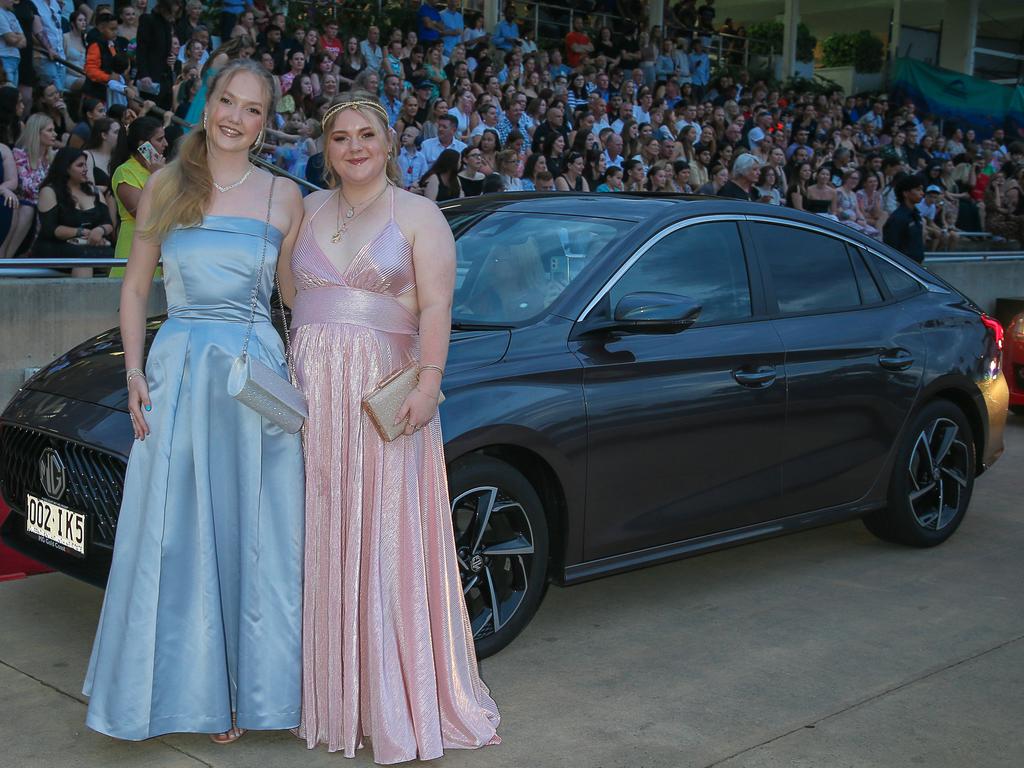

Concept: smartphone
[[137, 141, 159, 165]]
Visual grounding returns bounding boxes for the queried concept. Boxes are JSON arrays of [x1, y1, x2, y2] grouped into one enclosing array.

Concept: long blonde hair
[[321, 91, 400, 189], [16, 113, 55, 168], [141, 59, 278, 242]]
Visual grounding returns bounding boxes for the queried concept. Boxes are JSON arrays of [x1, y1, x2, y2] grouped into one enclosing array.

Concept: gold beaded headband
[[321, 100, 390, 133]]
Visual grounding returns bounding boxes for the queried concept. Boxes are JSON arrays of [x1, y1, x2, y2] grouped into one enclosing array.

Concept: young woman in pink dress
[[282, 91, 500, 764]]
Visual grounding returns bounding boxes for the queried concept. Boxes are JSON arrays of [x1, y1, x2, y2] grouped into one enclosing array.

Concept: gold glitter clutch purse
[[362, 362, 445, 442]]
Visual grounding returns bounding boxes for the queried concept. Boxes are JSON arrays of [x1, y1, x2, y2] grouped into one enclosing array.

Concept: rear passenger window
[[849, 247, 883, 304], [750, 223, 861, 314], [871, 256, 922, 299]]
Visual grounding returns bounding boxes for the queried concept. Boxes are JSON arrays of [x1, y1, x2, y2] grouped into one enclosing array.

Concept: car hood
[[24, 321, 510, 411]]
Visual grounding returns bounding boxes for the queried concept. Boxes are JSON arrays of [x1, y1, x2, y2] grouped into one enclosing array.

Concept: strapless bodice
[[161, 215, 284, 323]]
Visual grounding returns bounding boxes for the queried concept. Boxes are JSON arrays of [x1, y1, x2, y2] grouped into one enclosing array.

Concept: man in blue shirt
[[493, 7, 520, 52], [417, 0, 443, 46], [439, 0, 464, 57], [688, 38, 710, 99]]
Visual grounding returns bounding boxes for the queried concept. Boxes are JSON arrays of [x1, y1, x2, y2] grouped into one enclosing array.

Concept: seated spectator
[[805, 165, 838, 217], [984, 167, 1023, 244], [420, 147, 463, 201], [856, 173, 888, 232], [555, 151, 590, 192], [696, 162, 728, 195], [624, 158, 647, 191], [785, 161, 813, 210], [458, 145, 486, 197], [37, 147, 114, 278], [754, 165, 782, 205], [82, 116, 119, 196], [917, 183, 958, 250], [836, 169, 880, 238], [6, 113, 58, 257], [717, 152, 760, 200], [421, 114, 466, 165], [533, 169, 556, 192], [397, 125, 428, 191], [69, 96, 107, 150], [109, 116, 167, 277], [497, 149, 522, 191], [338, 36, 366, 90]]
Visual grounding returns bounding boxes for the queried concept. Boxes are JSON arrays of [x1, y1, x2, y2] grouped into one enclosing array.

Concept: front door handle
[[732, 365, 777, 388], [878, 349, 914, 371]]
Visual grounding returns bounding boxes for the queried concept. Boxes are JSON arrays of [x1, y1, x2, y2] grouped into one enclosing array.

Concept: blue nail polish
[[145, 405, 152, 411]]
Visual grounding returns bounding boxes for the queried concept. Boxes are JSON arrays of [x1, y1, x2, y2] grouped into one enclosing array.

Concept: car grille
[[0, 424, 125, 547]]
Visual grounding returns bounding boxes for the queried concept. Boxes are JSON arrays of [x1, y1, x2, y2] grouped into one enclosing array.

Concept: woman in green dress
[[109, 118, 167, 277]]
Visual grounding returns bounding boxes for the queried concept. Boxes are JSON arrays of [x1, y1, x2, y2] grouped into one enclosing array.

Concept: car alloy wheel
[[864, 399, 975, 547], [453, 485, 534, 638], [907, 417, 970, 532], [448, 455, 549, 657]]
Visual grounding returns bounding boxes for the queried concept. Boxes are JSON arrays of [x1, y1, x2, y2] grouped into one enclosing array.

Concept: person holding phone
[[108, 116, 167, 277]]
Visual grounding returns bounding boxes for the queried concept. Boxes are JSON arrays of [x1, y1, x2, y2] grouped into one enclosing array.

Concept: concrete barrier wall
[[0, 279, 167, 407], [0, 260, 1020, 408], [926, 260, 1024, 318]]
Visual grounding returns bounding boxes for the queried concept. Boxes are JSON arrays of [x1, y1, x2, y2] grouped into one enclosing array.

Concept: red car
[[1006, 311, 1024, 415]]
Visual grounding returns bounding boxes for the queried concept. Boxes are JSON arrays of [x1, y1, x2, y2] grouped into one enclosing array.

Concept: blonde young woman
[[287, 92, 500, 763], [5, 113, 57, 258], [83, 59, 306, 745]]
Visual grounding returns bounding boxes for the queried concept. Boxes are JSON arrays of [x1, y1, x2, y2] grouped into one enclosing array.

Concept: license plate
[[25, 493, 86, 557]]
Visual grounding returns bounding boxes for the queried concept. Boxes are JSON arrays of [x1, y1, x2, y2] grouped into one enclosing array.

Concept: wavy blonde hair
[[16, 113, 55, 168], [321, 91, 400, 189], [141, 59, 278, 242]]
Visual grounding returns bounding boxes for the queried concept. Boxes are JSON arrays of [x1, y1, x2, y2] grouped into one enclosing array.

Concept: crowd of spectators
[[0, 0, 1021, 276]]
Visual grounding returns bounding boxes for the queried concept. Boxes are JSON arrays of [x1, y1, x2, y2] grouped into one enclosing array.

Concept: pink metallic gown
[[290, 188, 500, 764]]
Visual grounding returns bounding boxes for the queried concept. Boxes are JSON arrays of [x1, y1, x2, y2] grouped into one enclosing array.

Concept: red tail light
[[981, 314, 1003, 376]]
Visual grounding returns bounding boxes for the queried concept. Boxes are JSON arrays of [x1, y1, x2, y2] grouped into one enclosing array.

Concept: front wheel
[[448, 455, 549, 658], [864, 400, 976, 547]]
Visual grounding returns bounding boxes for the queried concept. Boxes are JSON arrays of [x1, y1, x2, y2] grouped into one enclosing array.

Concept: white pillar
[[484, 0, 499, 34], [939, 0, 979, 74], [781, 0, 800, 79], [648, 0, 665, 33], [890, 0, 902, 61]]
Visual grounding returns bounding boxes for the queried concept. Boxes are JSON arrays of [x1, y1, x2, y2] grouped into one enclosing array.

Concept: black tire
[[863, 399, 976, 547], [448, 455, 549, 658]]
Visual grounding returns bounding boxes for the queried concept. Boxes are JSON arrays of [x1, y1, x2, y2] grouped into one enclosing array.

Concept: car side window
[[606, 222, 751, 326], [849, 246, 884, 304], [870, 254, 923, 300], [750, 223, 861, 314]]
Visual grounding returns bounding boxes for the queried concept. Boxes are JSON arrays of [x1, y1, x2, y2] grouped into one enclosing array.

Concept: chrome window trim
[[741, 214, 949, 294], [575, 214, 742, 323]]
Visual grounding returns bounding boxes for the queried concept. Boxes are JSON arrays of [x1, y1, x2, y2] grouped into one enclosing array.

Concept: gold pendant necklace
[[331, 184, 389, 243]]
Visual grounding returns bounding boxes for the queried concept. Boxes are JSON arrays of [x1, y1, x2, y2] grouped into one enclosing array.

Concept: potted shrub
[[746, 20, 816, 80], [817, 30, 885, 94]]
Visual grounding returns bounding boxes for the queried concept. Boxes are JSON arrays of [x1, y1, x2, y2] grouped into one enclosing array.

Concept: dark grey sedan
[[0, 194, 1009, 656]]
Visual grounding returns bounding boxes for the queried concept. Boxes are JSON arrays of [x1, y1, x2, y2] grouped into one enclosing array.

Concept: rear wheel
[[864, 400, 976, 547], [448, 455, 549, 658]]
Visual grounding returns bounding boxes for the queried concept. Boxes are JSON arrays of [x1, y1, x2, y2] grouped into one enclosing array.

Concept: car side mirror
[[578, 292, 703, 336]]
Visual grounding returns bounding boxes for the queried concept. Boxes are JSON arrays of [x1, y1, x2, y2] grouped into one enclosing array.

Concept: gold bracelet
[[415, 386, 440, 400], [419, 364, 444, 377]]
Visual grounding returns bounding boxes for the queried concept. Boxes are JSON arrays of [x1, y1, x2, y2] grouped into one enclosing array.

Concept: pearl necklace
[[213, 164, 255, 193]]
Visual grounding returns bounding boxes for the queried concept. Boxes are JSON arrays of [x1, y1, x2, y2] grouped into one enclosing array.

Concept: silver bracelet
[[419, 364, 444, 377], [126, 367, 146, 385]]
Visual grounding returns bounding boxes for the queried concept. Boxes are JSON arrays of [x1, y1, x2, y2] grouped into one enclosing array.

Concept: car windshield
[[447, 211, 634, 327]]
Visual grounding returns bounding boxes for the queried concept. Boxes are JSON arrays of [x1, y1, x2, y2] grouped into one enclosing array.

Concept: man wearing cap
[[717, 153, 760, 201], [917, 184, 958, 251], [883, 175, 926, 263], [744, 109, 774, 151]]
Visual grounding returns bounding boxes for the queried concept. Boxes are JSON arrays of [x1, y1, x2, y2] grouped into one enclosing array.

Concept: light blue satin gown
[[83, 215, 304, 740]]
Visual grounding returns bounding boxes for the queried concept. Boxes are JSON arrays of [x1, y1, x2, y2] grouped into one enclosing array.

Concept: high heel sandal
[[209, 713, 246, 744]]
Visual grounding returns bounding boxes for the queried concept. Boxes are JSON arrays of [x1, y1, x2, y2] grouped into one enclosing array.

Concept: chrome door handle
[[732, 366, 777, 388], [878, 350, 914, 371]]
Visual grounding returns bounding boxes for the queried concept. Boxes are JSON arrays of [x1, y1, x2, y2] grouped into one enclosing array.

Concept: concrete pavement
[[1, 418, 1022, 768]]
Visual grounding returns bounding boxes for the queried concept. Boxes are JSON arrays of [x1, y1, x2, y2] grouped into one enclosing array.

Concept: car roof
[[438, 192, 891, 251]]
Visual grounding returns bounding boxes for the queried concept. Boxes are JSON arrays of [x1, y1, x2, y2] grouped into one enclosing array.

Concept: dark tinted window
[[850, 247, 883, 304], [608, 222, 751, 325], [751, 223, 861, 314], [871, 255, 922, 299]]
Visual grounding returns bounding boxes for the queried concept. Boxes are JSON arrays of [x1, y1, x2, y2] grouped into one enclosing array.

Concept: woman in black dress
[[36, 147, 114, 278], [420, 147, 463, 201]]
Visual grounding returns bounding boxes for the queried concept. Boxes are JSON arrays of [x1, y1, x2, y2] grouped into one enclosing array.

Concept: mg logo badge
[[38, 448, 66, 500]]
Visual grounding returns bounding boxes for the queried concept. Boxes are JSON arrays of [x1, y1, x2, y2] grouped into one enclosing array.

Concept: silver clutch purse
[[362, 362, 445, 442], [228, 352, 307, 434], [228, 177, 308, 434]]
